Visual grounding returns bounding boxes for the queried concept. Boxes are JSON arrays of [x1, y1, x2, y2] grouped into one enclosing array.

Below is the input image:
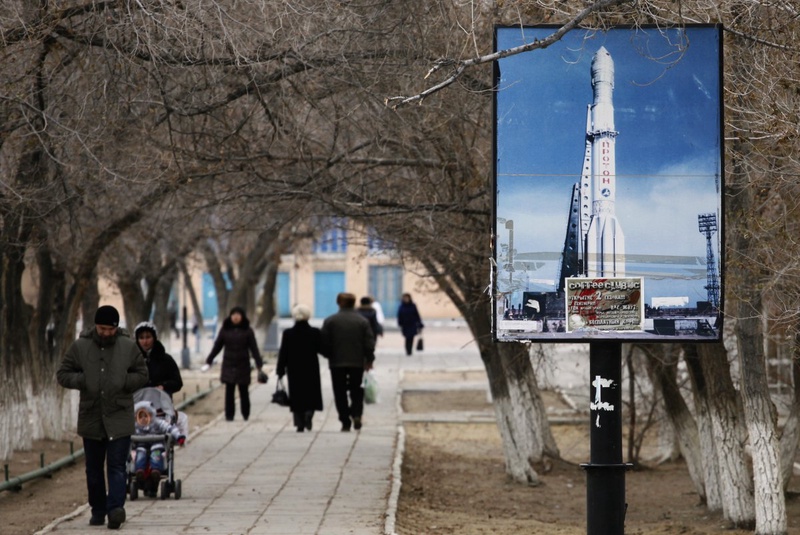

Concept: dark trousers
[[330, 367, 365, 426], [224, 382, 250, 421], [404, 336, 414, 356], [293, 410, 315, 429], [83, 436, 131, 518]]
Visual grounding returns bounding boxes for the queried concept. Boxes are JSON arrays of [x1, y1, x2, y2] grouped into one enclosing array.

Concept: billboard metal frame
[[492, 24, 724, 343]]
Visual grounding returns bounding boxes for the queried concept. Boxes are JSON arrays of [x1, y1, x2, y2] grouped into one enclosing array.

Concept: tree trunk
[[779, 334, 800, 491], [418, 252, 559, 485], [736, 298, 787, 534], [118, 276, 147, 330], [0, 234, 35, 460], [0, 150, 42, 458], [641, 344, 705, 500], [79, 269, 99, 331], [697, 343, 755, 528], [682, 344, 722, 511], [228, 231, 280, 321], [463, 303, 559, 485], [181, 262, 205, 337], [152, 268, 177, 337], [257, 258, 280, 329]]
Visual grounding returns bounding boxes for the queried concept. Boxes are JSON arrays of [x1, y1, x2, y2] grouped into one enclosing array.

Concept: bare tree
[[3, 6, 800, 531]]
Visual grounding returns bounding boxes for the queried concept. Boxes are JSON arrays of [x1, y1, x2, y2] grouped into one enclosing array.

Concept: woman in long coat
[[205, 307, 264, 421], [276, 304, 324, 432]]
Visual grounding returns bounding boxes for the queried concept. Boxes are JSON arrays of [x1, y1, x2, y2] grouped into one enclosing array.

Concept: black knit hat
[[94, 305, 120, 327]]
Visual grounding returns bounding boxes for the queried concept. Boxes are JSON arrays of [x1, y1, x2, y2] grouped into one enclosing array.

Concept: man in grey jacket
[[57, 305, 148, 529], [321, 293, 375, 431]]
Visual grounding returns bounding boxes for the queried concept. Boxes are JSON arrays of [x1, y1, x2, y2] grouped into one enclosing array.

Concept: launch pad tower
[[698, 213, 720, 309]]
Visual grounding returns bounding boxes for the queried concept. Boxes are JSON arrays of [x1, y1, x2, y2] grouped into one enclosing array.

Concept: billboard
[[493, 25, 723, 342]]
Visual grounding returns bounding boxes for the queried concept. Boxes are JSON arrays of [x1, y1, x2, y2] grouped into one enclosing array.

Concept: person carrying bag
[[276, 305, 324, 432], [397, 293, 424, 356], [272, 378, 290, 407]]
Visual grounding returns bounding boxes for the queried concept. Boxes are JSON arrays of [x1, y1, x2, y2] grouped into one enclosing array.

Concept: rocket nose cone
[[591, 46, 614, 83], [592, 47, 613, 67]]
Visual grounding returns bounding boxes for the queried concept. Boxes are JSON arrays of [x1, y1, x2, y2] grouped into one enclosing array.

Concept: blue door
[[277, 272, 291, 317], [202, 273, 232, 323], [202, 273, 218, 322], [369, 265, 403, 319], [314, 271, 345, 319]]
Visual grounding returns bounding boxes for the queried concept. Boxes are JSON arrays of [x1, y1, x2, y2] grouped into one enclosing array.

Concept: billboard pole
[[582, 341, 629, 535]]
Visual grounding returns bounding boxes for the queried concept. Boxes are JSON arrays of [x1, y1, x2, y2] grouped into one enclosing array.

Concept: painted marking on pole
[[590, 375, 614, 427]]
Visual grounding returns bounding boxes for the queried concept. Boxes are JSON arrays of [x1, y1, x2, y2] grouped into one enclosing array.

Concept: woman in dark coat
[[204, 307, 265, 421], [397, 293, 424, 356], [134, 321, 183, 399], [276, 304, 324, 432]]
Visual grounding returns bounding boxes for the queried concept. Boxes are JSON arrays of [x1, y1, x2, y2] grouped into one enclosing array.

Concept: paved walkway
[[41, 325, 483, 535]]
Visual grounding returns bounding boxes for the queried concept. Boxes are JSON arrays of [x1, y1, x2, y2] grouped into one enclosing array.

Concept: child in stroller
[[129, 387, 185, 499]]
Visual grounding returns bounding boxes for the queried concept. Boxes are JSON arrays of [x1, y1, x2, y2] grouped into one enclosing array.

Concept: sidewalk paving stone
[[41, 327, 483, 535]]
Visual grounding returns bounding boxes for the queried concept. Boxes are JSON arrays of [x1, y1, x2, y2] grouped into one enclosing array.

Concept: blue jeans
[[135, 445, 166, 472], [83, 436, 131, 518]]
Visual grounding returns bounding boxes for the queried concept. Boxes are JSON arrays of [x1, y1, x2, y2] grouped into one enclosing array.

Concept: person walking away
[[56, 305, 149, 529], [397, 293, 424, 356], [321, 293, 376, 431], [133, 400, 185, 497], [276, 304, 324, 432], [203, 306, 266, 421], [370, 297, 385, 331], [357, 296, 383, 341]]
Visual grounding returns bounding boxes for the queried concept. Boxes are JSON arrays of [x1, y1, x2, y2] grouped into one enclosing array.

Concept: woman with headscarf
[[134, 321, 183, 399], [276, 304, 324, 432], [204, 307, 265, 421]]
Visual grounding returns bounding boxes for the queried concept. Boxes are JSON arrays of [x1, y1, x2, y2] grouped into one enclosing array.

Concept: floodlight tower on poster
[[698, 213, 721, 310], [492, 25, 723, 535]]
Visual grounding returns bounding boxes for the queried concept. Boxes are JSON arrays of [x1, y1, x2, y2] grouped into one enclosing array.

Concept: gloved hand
[[177, 436, 186, 447]]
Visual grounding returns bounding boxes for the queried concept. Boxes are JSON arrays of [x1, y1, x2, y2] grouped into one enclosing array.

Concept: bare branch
[[385, 0, 635, 108]]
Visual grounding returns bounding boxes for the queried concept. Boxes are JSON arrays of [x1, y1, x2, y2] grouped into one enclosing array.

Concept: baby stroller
[[127, 387, 183, 500]]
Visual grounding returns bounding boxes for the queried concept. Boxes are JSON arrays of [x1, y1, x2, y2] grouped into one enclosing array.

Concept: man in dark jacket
[[321, 293, 376, 431], [57, 305, 149, 530]]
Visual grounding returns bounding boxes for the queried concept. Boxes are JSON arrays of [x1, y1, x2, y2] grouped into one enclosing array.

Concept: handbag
[[271, 378, 290, 406], [416, 337, 424, 351]]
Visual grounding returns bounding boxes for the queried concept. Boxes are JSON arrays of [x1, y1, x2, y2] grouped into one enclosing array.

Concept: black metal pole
[[181, 304, 190, 369], [582, 341, 628, 535]]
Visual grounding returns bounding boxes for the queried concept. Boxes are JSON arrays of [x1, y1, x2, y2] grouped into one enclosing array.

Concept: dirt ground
[[396, 375, 800, 535], [5, 372, 800, 534]]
